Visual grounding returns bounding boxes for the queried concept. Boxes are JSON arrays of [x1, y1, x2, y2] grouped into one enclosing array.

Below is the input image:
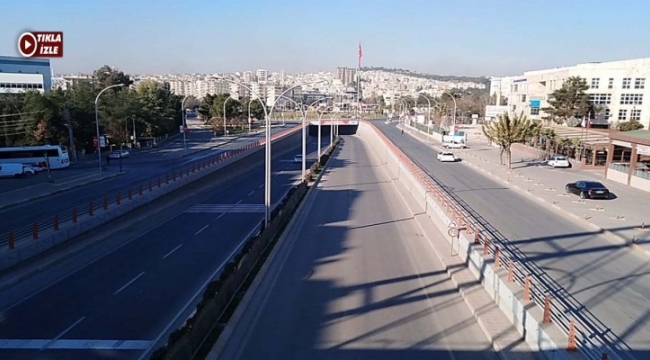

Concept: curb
[[400, 124, 650, 260], [206, 141, 341, 359], [0, 172, 126, 211]]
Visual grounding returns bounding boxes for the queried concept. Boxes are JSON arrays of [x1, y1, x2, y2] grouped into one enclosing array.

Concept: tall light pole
[[223, 96, 234, 136], [214, 76, 324, 226], [181, 95, 189, 150], [316, 105, 334, 160], [95, 83, 124, 173], [443, 90, 458, 133], [302, 96, 333, 179], [417, 92, 432, 125]]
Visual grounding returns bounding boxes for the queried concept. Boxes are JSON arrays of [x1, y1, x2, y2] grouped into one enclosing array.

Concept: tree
[[94, 65, 133, 89], [241, 97, 265, 120], [617, 119, 644, 132], [542, 76, 593, 125], [482, 112, 540, 169], [198, 94, 217, 122]]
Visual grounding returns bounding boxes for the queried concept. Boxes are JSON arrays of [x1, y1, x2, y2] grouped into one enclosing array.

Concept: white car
[[443, 141, 466, 149], [548, 155, 570, 168], [293, 154, 303, 163], [0, 163, 36, 178], [437, 152, 457, 162], [108, 150, 130, 159]]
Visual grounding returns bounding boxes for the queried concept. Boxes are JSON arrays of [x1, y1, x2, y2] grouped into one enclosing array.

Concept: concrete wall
[[606, 167, 628, 185], [308, 124, 358, 136], [356, 121, 579, 360], [630, 173, 650, 192], [0, 130, 303, 272]]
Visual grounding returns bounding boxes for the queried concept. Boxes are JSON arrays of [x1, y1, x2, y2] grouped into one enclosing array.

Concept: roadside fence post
[[116, 191, 121, 205], [54, 214, 60, 231], [543, 295, 552, 323], [494, 246, 501, 268], [33, 222, 39, 240], [507, 261, 515, 283], [483, 237, 490, 255], [567, 320, 577, 351], [524, 276, 531, 301], [103, 196, 108, 210], [72, 207, 78, 222], [89, 201, 94, 216], [128, 188, 133, 200], [149, 180, 153, 191], [474, 230, 481, 245]]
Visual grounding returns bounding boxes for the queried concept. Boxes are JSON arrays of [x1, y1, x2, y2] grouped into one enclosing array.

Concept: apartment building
[[505, 57, 650, 129], [336, 66, 357, 86], [256, 69, 268, 83]]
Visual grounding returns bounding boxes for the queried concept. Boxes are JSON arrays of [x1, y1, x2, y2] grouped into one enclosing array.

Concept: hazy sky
[[2, 0, 649, 77]]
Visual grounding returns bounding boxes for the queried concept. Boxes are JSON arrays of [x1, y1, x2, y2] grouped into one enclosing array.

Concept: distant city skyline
[[2, 0, 650, 77]]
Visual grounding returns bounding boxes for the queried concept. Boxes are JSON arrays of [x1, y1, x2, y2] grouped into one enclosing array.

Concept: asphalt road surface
[[0, 137, 324, 360], [0, 126, 295, 238], [376, 121, 650, 358], [215, 135, 500, 360]]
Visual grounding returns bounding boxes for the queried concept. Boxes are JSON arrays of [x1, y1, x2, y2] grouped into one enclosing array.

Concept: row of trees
[[0, 66, 184, 152], [198, 94, 267, 132]]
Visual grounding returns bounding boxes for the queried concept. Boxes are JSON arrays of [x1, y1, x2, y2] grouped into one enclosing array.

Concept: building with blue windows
[[0, 56, 52, 94]]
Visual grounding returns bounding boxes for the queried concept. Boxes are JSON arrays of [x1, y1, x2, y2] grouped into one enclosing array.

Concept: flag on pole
[[358, 43, 363, 68]]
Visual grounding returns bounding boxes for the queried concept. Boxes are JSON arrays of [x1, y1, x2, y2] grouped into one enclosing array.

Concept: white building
[[256, 69, 268, 83], [489, 76, 516, 103], [506, 57, 650, 129], [0, 56, 51, 94]]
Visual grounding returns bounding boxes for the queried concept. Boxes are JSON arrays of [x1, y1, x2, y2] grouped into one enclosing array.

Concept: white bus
[[0, 145, 71, 169]]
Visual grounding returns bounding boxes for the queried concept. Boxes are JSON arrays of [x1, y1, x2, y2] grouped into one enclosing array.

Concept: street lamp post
[[417, 93, 432, 125], [181, 95, 189, 150], [442, 91, 458, 133], [95, 83, 124, 173], [316, 106, 335, 159], [215, 76, 324, 226], [223, 96, 234, 136]]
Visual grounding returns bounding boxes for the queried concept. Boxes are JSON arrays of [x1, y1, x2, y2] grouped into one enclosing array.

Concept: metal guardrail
[[366, 121, 634, 360], [1, 126, 301, 250]]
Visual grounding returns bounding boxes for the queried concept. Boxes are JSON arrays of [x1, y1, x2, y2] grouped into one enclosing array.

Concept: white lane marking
[[258, 184, 263, 189], [41, 316, 86, 350], [248, 190, 255, 196], [0, 339, 152, 350], [162, 244, 184, 259], [113, 271, 146, 295], [194, 224, 209, 236], [273, 170, 284, 177], [216, 213, 225, 219], [236, 199, 243, 204]]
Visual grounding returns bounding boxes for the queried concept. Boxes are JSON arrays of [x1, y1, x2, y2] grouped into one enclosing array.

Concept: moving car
[[548, 155, 570, 168], [108, 150, 130, 159], [437, 152, 457, 162], [293, 154, 302, 163], [443, 141, 466, 149], [565, 180, 610, 199], [0, 163, 36, 178]]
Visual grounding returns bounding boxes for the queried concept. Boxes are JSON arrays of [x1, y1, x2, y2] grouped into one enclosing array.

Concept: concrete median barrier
[[0, 128, 303, 273], [356, 121, 594, 360]]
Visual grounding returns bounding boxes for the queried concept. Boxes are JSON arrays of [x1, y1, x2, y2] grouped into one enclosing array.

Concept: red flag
[[358, 43, 363, 68]]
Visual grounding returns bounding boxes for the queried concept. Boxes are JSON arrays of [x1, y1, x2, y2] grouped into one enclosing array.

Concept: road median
[[147, 138, 341, 360]]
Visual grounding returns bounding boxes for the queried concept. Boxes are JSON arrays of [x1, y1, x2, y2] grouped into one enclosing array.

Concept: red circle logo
[[18, 32, 38, 58]]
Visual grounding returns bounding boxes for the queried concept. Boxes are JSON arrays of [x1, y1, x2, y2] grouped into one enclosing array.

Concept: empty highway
[[0, 136, 323, 360], [377, 121, 650, 358], [215, 134, 500, 360]]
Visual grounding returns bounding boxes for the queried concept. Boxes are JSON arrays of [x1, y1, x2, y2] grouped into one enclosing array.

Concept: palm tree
[[482, 112, 540, 169]]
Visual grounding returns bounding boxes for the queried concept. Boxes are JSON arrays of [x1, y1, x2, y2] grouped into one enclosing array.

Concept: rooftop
[[610, 129, 650, 146]]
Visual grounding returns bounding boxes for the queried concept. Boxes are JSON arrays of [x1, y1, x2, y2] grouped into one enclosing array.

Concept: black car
[[565, 180, 610, 199]]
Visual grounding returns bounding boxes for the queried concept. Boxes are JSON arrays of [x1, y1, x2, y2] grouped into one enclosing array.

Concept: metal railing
[[1, 126, 301, 250], [366, 121, 634, 360]]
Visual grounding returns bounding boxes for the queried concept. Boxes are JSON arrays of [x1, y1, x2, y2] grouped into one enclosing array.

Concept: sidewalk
[[0, 171, 125, 210], [401, 123, 650, 258]]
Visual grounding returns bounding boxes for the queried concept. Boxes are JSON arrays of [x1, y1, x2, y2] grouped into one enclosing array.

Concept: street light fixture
[[181, 95, 189, 150], [95, 83, 124, 174], [213, 76, 324, 226], [223, 96, 234, 136], [442, 90, 458, 133], [316, 105, 335, 159]]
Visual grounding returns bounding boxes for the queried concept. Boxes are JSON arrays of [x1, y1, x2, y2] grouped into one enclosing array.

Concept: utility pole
[[65, 106, 77, 163]]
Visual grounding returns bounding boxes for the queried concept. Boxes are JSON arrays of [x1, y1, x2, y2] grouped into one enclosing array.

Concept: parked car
[[0, 163, 36, 178], [437, 152, 457, 162], [565, 180, 610, 199], [548, 155, 571, 168], [293, 154, 302, 163], [108, 150, 130, 159], [443, 141, 466, 149]]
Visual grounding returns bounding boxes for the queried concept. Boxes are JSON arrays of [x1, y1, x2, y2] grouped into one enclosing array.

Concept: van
[[0, 163, 36, 178]]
